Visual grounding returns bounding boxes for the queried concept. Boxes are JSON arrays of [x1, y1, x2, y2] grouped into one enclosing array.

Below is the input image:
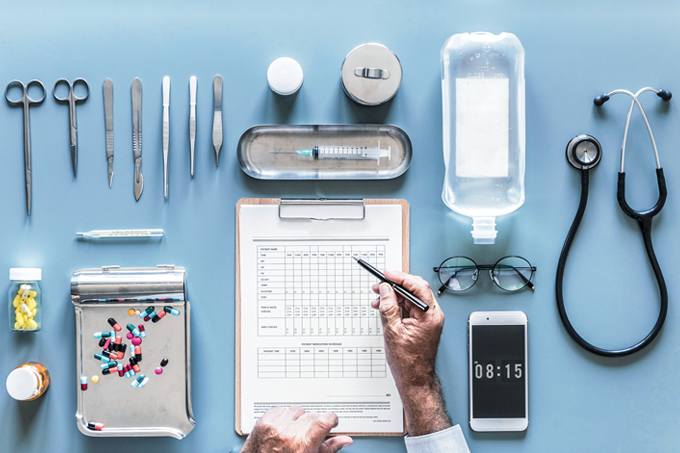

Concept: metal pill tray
[[72, 265, 195, 439]]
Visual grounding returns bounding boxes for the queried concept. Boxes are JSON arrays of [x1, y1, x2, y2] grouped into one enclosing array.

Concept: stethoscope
[[556, 87, 671, 357]]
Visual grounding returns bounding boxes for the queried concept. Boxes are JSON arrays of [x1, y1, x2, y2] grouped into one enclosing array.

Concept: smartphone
[[468, 311, 528, 432]]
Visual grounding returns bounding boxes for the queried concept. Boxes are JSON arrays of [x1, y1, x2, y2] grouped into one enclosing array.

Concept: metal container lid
[[341, 43, 402, 106]]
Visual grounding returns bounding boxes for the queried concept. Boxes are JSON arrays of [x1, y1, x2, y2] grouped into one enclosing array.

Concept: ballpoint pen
[[352, 257, 429, 312], [162, 76, 170, 199], [189, 76, 197, 177]]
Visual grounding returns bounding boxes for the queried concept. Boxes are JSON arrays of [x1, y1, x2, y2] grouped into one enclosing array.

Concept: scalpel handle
[[162, 76, 170, 199], [189, 76, 197, 178]]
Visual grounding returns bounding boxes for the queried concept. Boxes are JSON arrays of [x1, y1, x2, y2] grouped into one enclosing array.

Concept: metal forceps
[[5, 79, 46, 216], [53, 78, 89, 177]]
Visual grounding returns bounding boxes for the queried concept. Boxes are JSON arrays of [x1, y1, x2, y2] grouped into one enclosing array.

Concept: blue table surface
[[2, 1, 680, 452]]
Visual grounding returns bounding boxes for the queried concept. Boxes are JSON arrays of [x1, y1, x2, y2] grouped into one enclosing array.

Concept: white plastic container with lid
[[440, 32, 525, 244], [6, 362, 50, 401]]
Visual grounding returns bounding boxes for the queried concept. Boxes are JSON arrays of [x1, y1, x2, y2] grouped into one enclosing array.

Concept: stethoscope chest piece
[[566, 134, 602, 170]]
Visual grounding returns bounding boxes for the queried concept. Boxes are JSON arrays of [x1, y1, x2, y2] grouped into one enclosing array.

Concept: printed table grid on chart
[[258, 347, 387, 379], [257, 245, 386, 337]]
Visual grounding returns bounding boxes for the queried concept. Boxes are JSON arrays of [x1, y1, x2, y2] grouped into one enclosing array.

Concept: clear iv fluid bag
[[441, 32, 525, 244]]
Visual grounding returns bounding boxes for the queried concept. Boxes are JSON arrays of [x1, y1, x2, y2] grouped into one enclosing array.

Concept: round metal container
[[341, 43, 402, 106]]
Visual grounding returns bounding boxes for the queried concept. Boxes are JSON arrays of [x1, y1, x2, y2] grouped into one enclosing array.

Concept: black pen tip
[[352, 256, 359, 262]]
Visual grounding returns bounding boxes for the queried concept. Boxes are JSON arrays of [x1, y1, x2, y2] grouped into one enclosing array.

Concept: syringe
[[76, 229, 164, 239], [273, 141, 391, 165]]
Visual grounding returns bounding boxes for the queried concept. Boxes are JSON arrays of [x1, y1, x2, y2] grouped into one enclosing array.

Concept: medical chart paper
[[236, 200, 406, 436]]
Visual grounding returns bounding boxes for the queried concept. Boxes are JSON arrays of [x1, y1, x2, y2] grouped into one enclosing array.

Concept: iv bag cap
[[267, 57, 304, 96], [6, 367, 39, 401], [471, 218, 497, 245], [9, 268, 41, 281], [341, 43, 402, 106]]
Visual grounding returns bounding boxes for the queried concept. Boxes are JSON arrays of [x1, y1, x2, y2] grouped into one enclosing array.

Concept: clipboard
[[236, 198, 409, 437]]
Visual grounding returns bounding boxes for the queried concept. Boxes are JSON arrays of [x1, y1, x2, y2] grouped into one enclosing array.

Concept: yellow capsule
[[20, 289, 29, 298], [13, 295, 21, 307], [21, 304, 31, 315], [28, 290, 37, 297], [14, 322, 21, 329], [26, 298, 36, 309], [31, 309, 37, 316], [27, 319, 38, 329]]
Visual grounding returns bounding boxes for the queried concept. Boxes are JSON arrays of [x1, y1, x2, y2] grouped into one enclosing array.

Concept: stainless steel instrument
[[5, 79, 46, 216], [131, 78, 143, 201], [162, 76, 170, 199], [189, 76, 197, 177], [212, 75, 223, 167], [103, 78, 114, 187], [54, 78, 90, 177]]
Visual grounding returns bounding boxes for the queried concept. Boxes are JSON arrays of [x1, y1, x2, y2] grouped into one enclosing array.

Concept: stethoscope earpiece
[[566, 134, 602, 170]]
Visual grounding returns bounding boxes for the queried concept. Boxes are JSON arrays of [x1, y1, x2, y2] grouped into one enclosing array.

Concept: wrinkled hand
[[241, 406, 353, 453], [372, 270, 451, 436], [371, 270, 445, 389]]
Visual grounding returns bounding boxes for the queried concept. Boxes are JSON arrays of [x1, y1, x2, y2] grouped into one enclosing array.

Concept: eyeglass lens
[[491, 256, 533, 291], [437, 256, 478, 291]]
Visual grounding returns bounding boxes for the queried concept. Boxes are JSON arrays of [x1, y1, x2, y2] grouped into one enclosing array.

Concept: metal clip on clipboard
[[278, 198, 365, 220]]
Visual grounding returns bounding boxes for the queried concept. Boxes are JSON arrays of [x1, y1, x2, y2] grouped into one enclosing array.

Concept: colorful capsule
[[110, 330, 116, 338], [117, 363, 124, 377], [124, 364, 131, 378], [117, 343, 127, 360], [126, 332, 134, 340], [143, 315, 151, 322], [164, 306, 180, 316], [131, 374, 145, 388], [130, 357, 141, 373], [103, 339, 111, 350], [94, 353, 110, 363], [107, 318, 122, 332], [87, 421, 105, 431], [140, 306, 154, 318], [114, 335, 122, 344], [135, 345, 142, 362], [152, 310, 166, 322], [160, 358, 168, 367], [98, 338, 107, 348], [138, 376, 150, 389], [80, 376, 88, 391], [138, 324, 146, 338], [100, 361, 117, 370], [102, 367, 112, 375], [94, 331, 112, 339], [154, 367, 163, 375]]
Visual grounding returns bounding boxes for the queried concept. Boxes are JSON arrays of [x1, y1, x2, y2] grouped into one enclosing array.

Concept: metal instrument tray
[[72, 265, 195, 439], [237, 124, 412, 180]]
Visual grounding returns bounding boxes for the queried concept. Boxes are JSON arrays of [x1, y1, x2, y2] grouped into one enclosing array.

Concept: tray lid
[[71, 265, 186, 302]]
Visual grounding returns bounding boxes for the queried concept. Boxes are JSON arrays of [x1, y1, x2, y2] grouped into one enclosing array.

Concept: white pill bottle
[[441, 32, 525, 244]]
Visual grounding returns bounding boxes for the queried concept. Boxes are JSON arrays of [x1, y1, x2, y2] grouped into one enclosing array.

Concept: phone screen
[[471, 325, 526, 418]]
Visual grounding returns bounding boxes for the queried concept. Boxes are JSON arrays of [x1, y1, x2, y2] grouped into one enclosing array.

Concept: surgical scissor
[[5, 79, 46, 216], [53, 78, 89, 177]]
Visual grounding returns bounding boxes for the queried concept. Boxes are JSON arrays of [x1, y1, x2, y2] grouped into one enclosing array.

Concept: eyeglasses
[[433, 256, 536, 295]]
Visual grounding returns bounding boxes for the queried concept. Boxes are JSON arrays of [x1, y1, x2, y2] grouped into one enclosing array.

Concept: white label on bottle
[[455, 78, 509, 178]]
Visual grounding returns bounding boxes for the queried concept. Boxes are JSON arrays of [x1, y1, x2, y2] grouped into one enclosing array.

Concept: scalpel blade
[[103, 78, 114, 187], [131, 78, 143, 201], [212, 75, 223, 167]]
